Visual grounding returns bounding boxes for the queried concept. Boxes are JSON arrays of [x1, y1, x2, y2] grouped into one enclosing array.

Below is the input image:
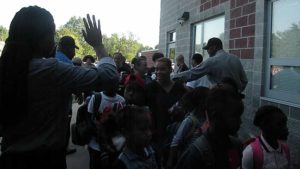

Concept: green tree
[[272, 22, 300, 58], [58, 16, 150, 61], [0, 25, 8, 41], [57, 16, 95, 57]]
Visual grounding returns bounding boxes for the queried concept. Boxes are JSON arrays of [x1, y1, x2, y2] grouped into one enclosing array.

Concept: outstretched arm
[[82, 14, 108, 60]]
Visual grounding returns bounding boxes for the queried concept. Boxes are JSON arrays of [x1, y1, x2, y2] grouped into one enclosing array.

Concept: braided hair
[[0, 6, 55, 125]]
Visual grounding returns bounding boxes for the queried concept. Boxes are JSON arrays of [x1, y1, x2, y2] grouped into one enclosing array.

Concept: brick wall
[[140, 49, 159, 68], [229, 0, 256, 59], [200, 0, 229, 12]]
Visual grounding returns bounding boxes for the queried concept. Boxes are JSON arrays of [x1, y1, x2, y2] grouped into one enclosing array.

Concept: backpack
[[175, 135, 241, 169], [244, 136, 290, 169], [165, 114, 201, 151], [71, 93, 102, 146]]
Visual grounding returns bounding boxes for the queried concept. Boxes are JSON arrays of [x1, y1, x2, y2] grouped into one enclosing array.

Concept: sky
[[0, 0, 161, 48]]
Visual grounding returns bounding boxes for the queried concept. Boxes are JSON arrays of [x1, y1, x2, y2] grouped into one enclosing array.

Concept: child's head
[[103, 82, 119, 97], [206, 87, 244, 135], [155, 57, 172, 82], [124, 81, 146, 106], [181, 87, 209, 114], [117, 105, 152, 148], [254, 105, 288, 140]]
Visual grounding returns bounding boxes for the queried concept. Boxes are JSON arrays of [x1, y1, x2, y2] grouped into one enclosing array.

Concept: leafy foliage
[[0, 25, 8, 41], [272, 22, 300, 58], [56, 16, 151, 61]]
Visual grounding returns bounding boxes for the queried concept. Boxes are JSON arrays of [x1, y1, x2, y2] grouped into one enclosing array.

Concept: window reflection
[[271, 65, 300, 93], [194, 15, 225, 60], [271, 0, 300, 58]]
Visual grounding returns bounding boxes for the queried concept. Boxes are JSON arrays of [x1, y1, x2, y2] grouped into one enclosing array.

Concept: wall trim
[[260, 97, 300, 109]]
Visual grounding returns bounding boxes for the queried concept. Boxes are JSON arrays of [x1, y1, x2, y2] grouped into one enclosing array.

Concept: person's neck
[[103, 91, 116, 97], [157, 79, 172, 87], [207, 126, 230, 145], [126, 143, 146, 158], [262, 132, 279, 149], [134, 70, 144, 77]]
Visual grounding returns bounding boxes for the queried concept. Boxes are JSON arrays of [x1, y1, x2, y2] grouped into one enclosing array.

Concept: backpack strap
[[192, 136, 215, 168], [183, 115, 199, 141], [250, 137, 263, 169], [280, 142, 290, 165], [93, 92, 102, 118]]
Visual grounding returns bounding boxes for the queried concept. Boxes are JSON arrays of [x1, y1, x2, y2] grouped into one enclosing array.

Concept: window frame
[[191, 15, 225, 61], [264, 0, 300, 104], [166, 30, 176, 61]]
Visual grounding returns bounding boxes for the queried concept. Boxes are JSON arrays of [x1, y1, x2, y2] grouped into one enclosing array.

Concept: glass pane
[[169, 48, 175, 61], [203, 16, 225, 59], [173, 32, 176, 42], [169, 32, 176, 42], [271, 0, 300, 58], [270, 65, 300, 93], [194, 23, 202, 54]]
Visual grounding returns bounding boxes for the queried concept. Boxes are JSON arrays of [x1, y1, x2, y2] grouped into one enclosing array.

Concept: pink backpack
[[250, 137, 290, 169]]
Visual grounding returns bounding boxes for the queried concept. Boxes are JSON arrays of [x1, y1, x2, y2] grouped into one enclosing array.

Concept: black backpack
[[71, 93, 102, 146], [175, 135, 215, 169]]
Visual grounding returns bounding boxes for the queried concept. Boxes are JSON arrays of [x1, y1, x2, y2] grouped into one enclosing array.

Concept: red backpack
[[244, 136, 290, 169]]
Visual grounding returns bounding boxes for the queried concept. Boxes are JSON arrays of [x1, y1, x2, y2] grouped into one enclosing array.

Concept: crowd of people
[[0, 5, 292, 169]]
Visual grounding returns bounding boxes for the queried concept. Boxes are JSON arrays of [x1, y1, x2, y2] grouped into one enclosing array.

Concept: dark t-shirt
[[176, 64, 189, 73], [146, 81, 186, 142], [118, 63, 131, 74], [179, 133, 242, 169]]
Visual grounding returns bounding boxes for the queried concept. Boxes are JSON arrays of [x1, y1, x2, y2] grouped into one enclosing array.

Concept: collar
[[260, 134, 282, 153], [55, 51, 73, 65], [215, 49, 225, 55], [123, 146, 155, 161]]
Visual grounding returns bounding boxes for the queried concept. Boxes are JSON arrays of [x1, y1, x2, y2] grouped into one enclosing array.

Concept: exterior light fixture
[[178, 12, 189, 25]]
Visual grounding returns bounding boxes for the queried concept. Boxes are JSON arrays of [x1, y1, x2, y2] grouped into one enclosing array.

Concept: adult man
[[172, 37, 248, 92], [55, 36, 79, 154], [56, 36, 78, 64], [186, 53, 211, 89], [0, 6, 118, 169], [175, 54, 188, 74]]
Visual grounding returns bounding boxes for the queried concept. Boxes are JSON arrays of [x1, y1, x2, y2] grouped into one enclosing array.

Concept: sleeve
[[171, 117, 193, 147], [239, 61, 248, 92], [181, 145, 205, 169], [242, 145, 254, 169], [52, 57, 119, 93], [112, 159, 127, 169], [172, 59, 211, 82], [186, 81, 195, 88], [87, 95, 96, 114]]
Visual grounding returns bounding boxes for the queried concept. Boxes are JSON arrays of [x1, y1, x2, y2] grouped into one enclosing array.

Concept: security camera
[[178, 18, 184, 25]]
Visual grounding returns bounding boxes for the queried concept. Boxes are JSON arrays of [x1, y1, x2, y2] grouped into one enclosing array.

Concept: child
[[113, 105, 158, 169], [176, 86, 244, 169], [123, 76, 147, 106], [87, 83, 125, 169], [167, 87, 209, 169], [242, 105, 290, 169]]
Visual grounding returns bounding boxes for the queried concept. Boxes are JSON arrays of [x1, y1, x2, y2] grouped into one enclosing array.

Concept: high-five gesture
[[82, 14, 108, 58]]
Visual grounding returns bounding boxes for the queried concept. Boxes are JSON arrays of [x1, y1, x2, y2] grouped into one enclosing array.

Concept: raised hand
[[82, 14, 102, 48], [82, 14, 108, 59]]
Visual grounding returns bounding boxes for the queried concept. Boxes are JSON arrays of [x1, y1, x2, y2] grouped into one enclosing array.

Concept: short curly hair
[[82, 55, 95, 63], [253, 105, 284, 128]]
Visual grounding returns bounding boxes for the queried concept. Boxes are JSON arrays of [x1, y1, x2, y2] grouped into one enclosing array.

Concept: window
[[167, 31, 176, 62], [192, 15, 225, 60], [265, 0, 300, 104]]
